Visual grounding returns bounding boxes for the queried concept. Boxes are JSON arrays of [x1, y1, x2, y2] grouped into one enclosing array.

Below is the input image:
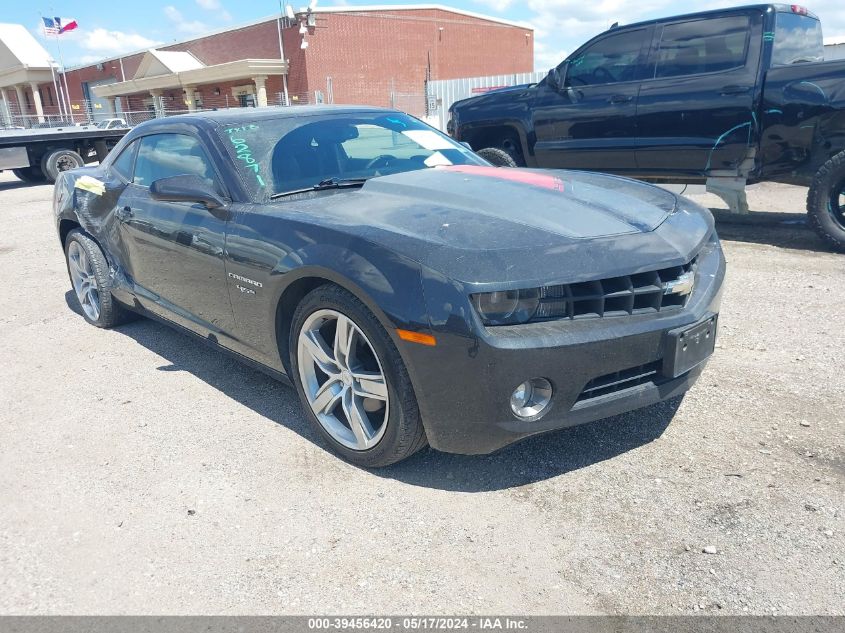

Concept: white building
[[824, 36, 845, 61], [0, 23, 57, 124]]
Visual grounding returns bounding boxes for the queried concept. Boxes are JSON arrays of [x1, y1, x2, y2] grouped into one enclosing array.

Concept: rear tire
[[12, 167, 47, 183], [289, 284, 427, 467], [64, 229, 136, 328], [41, 149, 85, 183], [477, 147, 518, 167], [807, 149, 845, 252]]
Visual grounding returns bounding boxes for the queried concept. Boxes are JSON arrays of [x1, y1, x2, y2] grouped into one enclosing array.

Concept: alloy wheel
[[297, 309, 389, 451], [68, 241, 101, 321]]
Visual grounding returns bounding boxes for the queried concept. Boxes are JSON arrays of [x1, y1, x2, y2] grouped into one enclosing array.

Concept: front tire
[[289, 284, 427, 467], [807, 149, 845, 252], [64, 229, 135, 328]]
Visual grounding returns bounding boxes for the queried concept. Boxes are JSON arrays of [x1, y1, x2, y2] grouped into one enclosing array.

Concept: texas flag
[[42, 17, 78, 35]]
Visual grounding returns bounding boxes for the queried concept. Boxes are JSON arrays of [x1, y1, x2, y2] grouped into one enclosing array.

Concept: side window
[[565, 29, 647, 86], [772, 13, 823, 65], [133, 133, 217, 188], [654, 16, 750, 79], [110, 140, 137, 180]]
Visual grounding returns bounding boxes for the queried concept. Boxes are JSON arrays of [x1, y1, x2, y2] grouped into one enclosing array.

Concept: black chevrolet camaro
[[53, 105, 725, 467]]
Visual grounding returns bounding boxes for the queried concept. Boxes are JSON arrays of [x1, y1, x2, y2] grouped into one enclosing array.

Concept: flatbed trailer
[[0, 125, 129, 184]]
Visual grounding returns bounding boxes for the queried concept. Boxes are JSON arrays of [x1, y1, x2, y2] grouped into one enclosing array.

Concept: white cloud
[[80, 28, 159, 54], [195, 0, 232, 21], [533, 40, 569, 71], [164, 5, 210, 35], [472, 0, 515, 11]]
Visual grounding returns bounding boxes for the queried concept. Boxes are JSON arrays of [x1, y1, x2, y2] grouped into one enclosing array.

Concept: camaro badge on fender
[[228, 272, 262, 288]]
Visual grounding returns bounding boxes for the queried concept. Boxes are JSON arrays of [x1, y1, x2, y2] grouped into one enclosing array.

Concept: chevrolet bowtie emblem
[[663, 271, 695, 296]]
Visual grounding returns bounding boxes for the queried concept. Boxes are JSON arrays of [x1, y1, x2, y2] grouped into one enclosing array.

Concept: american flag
[[42, 17, 78, 36]]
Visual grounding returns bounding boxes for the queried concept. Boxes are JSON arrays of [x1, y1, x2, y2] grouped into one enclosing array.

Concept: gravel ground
[[0, 172, 842, 615]]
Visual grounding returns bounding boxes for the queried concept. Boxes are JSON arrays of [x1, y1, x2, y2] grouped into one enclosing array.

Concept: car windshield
[[216, 111, 486, 200]]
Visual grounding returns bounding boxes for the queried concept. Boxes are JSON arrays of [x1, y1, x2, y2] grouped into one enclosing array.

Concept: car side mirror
[[150, 174, 227, 211], [548, 63, 568, 91]]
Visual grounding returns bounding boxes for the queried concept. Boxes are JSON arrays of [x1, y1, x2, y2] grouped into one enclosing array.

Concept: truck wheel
[[41, 149, 84, 183], [12, 167, 47, 183], [477, 147, 518, 167], [807, 150, 845, 252]]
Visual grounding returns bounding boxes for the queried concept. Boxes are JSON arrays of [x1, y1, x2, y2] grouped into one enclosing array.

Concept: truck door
[[531, 27, 652, 172], [635, 11, 763, 177]]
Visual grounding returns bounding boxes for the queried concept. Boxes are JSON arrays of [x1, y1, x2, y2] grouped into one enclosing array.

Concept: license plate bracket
[[663, 314, 718, 379]]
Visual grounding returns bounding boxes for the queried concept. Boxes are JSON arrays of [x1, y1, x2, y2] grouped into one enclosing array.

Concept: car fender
[[256, 238, 433, 375]]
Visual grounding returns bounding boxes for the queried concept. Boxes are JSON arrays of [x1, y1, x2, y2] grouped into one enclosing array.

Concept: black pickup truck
[[448, 4, 845, 250]]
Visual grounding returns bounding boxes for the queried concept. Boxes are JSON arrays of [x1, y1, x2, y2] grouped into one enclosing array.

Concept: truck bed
[[0, 126, 128, 148], [760, 58, 845, 182]]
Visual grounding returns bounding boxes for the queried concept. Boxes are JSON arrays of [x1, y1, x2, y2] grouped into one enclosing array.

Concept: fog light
[[510, 378, 553, 420]]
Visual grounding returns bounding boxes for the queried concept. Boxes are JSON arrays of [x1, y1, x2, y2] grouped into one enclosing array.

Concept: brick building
[[1, 4, 533, 127]]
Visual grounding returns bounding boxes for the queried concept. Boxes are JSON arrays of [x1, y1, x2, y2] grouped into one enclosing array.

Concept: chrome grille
[[534, 259, 696, 321]]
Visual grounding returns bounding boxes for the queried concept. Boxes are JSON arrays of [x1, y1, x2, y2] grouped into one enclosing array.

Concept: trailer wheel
[[40, 149, 84, 183], [12, 167, 48, 183], [807, 150, 845, 252]]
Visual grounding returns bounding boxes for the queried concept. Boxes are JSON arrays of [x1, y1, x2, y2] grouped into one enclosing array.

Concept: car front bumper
[[404, 236, 726, 455]]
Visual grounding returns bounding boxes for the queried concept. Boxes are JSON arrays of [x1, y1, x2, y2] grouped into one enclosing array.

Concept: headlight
[[471, 288, 540, 326]]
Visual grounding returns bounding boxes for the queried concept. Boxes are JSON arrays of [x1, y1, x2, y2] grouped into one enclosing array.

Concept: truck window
[[772, 13, 823, 65], [654, 16, 749, 79], [565, 29, 647, 86]]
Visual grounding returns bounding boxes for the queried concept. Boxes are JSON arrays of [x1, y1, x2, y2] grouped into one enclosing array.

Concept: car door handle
[[719, 85, 752, 96], [116, 206, 134, 221], [608, 94, 634, 104]]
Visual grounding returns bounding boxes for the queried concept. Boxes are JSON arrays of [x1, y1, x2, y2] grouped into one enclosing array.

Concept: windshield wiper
[[270, 177, 369, 199]]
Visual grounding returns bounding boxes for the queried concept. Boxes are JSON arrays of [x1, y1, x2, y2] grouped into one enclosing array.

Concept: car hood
[[278, 167, 711, 286], [304, 166, 676, 240]]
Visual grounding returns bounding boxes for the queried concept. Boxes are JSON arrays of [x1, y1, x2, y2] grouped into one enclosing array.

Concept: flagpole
[[49, 58, 64, 120], [277, 0, 289, 106], [53, 33, 73, 122], [47, 8, 74, 122], [39, 12, 66, 119]]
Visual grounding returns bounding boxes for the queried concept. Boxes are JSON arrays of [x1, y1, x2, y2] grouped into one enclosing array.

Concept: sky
[[8, 0, 845, 71]]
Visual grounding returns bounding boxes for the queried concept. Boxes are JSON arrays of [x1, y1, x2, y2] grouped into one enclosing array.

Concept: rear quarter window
[[772, 13, 823, 65]]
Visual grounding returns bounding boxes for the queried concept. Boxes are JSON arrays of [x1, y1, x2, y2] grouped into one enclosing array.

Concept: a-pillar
[[149, 89, 164, 117], [29, 82, 45, 123], [252, 75, 268, 107], [183, 85, 197, 111]]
